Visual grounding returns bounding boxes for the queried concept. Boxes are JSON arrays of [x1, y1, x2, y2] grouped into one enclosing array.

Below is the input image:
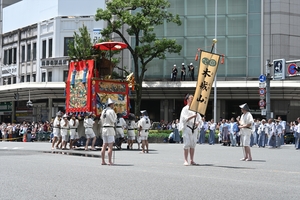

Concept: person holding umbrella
[[237, 103, 254, 161]]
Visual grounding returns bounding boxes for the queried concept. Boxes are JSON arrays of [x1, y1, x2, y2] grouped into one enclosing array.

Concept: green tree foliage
[[95, 0, 182, 116], [68, 25, 94, 61]]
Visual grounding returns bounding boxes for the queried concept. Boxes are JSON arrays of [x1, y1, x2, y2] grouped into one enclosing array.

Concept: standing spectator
[[229, 117, 238, 147], [275, 119, 283, 148], [220, 119, 230, 146], [172, 119, 180, 143], [208, 119, 216, 145], [295, 118, 300, 150], [179, 94, 202, 166], [189, 63, 195, 81], [277, 116, 286, 145], [180, 63, 186, 81], [26, 123, 32, 142], [1, 122, 7, 142], [171, 64, 178, 81], [198, 117, 207, 144], [237, 103, 254, 161], [257, 119, 268, 148]]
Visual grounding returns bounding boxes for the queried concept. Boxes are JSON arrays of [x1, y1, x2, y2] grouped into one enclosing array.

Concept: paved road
[[0, 142, 299, 200]]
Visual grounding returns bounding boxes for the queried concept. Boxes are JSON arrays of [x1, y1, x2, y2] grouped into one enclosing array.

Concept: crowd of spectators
[[1, 120, 53, 142]]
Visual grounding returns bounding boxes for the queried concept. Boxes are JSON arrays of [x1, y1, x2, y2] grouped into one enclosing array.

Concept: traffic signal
[[14, 93, 19, 100], [273, 59, 286, 80]]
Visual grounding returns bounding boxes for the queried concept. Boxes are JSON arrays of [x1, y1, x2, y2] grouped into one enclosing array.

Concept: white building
[[0, 0, 105, 122]]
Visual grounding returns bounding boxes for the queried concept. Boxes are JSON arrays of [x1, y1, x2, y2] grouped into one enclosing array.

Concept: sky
[[3, 0, 105, 33]]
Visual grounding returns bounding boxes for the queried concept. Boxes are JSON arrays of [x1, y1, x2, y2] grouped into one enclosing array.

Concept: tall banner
[[190, 50, 220, 115]]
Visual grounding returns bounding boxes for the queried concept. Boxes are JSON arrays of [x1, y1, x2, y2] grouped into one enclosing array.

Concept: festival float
[[65, 41, 134, 137]]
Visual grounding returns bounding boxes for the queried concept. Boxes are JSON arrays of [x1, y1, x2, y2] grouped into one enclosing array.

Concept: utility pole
[[265, 59, 272, 120]]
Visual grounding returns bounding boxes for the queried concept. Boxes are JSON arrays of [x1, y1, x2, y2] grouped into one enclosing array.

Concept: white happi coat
[[100, 107, 117, 137]]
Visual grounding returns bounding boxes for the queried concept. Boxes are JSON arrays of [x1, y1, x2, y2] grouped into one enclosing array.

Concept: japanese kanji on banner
[[190, 50, 221, 115]]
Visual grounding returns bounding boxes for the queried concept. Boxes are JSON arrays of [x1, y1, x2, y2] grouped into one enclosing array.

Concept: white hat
[[190, 63, 193, 65], [62, 114, 68, 118], [239, 103, 250, 111], [182, 63, 185, 65], [140, 110, 148, 116], [56, 111, 62, 116], [84, 111, 92, 117], [173, 64, 176, 67], [107, 98, 114, 105]]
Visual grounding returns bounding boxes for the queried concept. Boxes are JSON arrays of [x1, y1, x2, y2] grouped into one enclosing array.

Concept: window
[[48, 38, 53, 58], [64, 37, 74, 56], [3, 50, 7, 65], [32, 74, 36, 82], [48, 71, 52, 82], [8, 49, 12, 64], [26, 75, 30, 82], [13, 48, 17, 64], [42, 40, 46, 59], [42, 72, 46, 82], [27, 44, 31, 61], [13, 77, 16, 84], [33, 43, 37, 60], [63, 70, 68, 82], [21, 46, 25, 62], [8, 78, 11, 85], [21, 76, 25, 83]]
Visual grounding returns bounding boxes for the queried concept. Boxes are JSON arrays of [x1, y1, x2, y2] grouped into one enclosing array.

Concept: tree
[[95, 0, 182, 116], [68, 25, 93, 61]]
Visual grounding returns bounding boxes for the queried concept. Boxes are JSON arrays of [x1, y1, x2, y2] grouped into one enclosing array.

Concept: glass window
[[3, 50, 7, 65], [227, 57, 247, 77], [227, 37, 247, 57], [227, 15, 247, 35], [64, 37, 74, 56], [8, 78, 11, 85], [33, 43, 37, 60], [228, 0, 247, 14], [13, 77, 16, 84], [42, 72, 46, 82], [21, 46, 25, 62], [8, 49, 12, 64], [249, 0, 261, 13], [13, 48, 17, 64], [248, 13, 261, 34], [186, 17, 205, 36], [48, 38, 53, 58], [166, 17, 185, 37], [63, 70, 68, 82], [48, 71, 52, 82], [27, 43, 31, 61], [32, 74, 36, 82], [42, 40, 46, 59], [21, 76, 24, 83], [248, 56, 260, 77], [248, 35, 261, 57], [26, 75, 30, 82]]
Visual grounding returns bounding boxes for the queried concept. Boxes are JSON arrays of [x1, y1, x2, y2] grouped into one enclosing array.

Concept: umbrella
[[93, 41, 128, 51]]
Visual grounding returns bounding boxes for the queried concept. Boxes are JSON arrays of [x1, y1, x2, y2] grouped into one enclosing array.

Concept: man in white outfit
[[100, 98, 117, 165], [69, 113, 79, 149], [60, 114, 70, 150], [138, 110, 151, 153], [51, 111, 62, 150], [83, 112, 97, 151], [237, 103, 254, 161], [179, 94, 202, 166]]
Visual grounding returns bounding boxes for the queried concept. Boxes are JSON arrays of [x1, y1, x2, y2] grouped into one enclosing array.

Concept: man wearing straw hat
[[237, 103, 254, 161], [100, 98, 117, 165]]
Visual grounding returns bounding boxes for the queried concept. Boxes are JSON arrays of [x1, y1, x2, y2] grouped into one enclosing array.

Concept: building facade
[[0, 0, 300, 124]]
